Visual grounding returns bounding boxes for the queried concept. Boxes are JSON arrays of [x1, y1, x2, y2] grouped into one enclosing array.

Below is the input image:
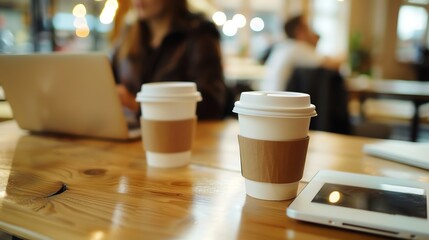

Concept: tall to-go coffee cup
[[233, 91, 317, 200], [136, 82, 202, 168]]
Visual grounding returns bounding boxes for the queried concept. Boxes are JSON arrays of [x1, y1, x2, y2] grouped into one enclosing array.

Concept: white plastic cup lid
[[233, 91, 317, 118], [136, 82, 202, 102]]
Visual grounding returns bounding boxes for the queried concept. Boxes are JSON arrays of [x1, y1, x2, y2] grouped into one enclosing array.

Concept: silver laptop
[[0, 53, 141, 140]]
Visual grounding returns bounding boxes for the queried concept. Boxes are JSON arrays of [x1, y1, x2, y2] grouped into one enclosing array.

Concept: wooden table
[[1, 119, 429, 240], [348, 78, 429, 142]]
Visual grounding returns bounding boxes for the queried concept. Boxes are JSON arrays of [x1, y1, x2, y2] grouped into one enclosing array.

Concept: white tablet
[[287, 170, 429, 239]]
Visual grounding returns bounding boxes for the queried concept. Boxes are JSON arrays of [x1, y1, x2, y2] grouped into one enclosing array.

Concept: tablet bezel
[[287, 170, 429, 239]]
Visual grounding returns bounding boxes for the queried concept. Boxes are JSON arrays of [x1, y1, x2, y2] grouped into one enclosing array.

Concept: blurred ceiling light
[[76, 26, 90, 38], [222, 20, 237, 37], [99, 0, 119, 24], [105, 0, 119, 10], [73, 17, 87, 28], [100, 12, 113, 24], [250, 17, 264, 32], [212, 11, 227, 26], [72, 4, 87, 18], [232, 14, 246, 28]]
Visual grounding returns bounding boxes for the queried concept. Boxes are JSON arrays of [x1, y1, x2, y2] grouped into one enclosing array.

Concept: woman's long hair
[[116, 0, 189, 61]]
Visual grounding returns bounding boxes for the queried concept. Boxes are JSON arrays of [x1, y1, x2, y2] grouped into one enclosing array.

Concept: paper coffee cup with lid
[[136, 82, 202, 168], [233, 91, 317, 200]]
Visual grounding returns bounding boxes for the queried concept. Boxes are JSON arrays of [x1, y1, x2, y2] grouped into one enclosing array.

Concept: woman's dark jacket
[[111, 13, 227, 119]]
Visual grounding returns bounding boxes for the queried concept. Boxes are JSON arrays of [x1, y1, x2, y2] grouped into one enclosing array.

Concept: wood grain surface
[[0, 119, 428, 239]]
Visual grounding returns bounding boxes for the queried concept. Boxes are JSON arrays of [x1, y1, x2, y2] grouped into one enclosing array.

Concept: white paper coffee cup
[[136, 82, 202, 168], [233, 91, 316, 200]]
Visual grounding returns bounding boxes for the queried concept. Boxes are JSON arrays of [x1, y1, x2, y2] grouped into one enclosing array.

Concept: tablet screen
[[312, 183, 427, 219]]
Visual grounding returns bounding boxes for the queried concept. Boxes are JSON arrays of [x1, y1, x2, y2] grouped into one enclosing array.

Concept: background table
[[347, 78, 429, 141], [0, 119, 428, 239]]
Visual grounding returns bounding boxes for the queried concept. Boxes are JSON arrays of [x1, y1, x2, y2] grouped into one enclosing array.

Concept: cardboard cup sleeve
[[238, 135, 309, 184], [142, 118, 196, 153]]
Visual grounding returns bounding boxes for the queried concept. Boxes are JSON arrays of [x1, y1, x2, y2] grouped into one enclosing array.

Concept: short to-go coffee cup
[[136, 82, 202, 168], [233, 91, 317, 200]]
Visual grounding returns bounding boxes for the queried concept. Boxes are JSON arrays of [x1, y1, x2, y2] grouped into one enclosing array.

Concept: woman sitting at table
[[111, 0, 227, 120]]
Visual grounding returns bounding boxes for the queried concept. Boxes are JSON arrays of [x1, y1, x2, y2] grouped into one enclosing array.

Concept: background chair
[[287, 67, 391, 138], [287, 67, 352, 134]]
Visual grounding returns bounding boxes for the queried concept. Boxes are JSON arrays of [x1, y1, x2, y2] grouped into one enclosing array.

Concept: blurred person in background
[[111, 0, 227, 119], [261, 14, 342, 91]]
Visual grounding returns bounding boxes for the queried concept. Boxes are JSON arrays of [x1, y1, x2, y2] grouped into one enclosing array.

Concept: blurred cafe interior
[[2, 1, 429, 240], [0, 0, 429, 141]]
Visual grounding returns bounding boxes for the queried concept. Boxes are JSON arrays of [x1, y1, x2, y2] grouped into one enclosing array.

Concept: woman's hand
[[116, 84, 140, 111]]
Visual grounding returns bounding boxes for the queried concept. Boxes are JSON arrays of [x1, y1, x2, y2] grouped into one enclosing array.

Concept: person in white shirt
[[261, 15, 341, 91]]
